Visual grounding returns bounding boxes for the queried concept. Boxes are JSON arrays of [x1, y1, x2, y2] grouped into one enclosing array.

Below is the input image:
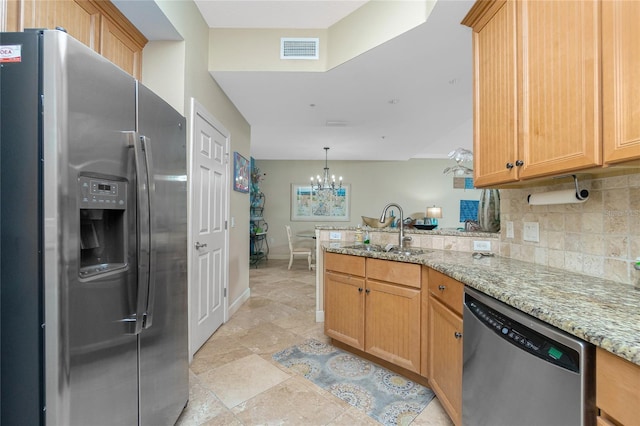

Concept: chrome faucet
[[380, 203, 411, 249]]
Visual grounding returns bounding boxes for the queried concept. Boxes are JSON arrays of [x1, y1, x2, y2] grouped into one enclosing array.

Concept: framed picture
[[233, 152, 250, 193], [291, 184, 350, 221]]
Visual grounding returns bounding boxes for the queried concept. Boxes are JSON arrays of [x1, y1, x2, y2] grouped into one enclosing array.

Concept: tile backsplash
[[499, 172, 640, 286]]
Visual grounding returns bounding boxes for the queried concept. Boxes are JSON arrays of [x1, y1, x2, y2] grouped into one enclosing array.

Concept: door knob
[[454, 332, 463, 339], [195, 242, 207, 249]]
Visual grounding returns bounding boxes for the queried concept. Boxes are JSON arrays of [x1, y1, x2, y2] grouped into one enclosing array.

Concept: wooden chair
[[285, 225, 312, 270]]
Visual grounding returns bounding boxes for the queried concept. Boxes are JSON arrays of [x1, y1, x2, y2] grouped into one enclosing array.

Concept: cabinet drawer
[[325, 252, 365, 276], [596, 347, 640, 426], [366, 258, 421, 288], [428, 269, 464, 316]]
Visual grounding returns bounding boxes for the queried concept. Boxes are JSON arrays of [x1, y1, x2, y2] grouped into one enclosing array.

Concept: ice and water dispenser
[[78, 176, 128, 278]]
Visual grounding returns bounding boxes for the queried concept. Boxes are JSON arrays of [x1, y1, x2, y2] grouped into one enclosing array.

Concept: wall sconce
[[426, 206, 443, 228]]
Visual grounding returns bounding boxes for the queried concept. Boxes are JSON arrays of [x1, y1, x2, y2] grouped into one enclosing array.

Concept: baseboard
[[228, 287, 250, 319]]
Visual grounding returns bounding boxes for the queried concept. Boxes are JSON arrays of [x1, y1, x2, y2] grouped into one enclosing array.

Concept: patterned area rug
[[273, 339, 435, 425]]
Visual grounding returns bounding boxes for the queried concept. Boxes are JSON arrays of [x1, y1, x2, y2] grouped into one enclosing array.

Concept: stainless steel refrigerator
[[1, 30, 188, 425]]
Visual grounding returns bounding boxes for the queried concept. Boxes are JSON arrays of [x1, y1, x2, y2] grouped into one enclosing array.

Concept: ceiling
[[118, 0, 476, 161]]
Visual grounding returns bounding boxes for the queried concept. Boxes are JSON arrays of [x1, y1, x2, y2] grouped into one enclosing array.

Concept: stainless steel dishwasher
[[462, 287, 595, 426]]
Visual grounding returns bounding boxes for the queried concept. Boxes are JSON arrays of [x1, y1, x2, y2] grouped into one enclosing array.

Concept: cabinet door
[[429, 297, 463, 426], [325, 252, 365, 276], [596, 347, 640, 426], [467, 0, 519, 187], [100, 14, 142, 79], [518, 0, 601, 179], [428, 269, 464, 316], [4, 0, 146, 78], [420, 266, 429, 377], [14, 0, 101, 49], [324, 271, 365, 350], [365, 280, 421, 373], [602, 0, 640, 164]]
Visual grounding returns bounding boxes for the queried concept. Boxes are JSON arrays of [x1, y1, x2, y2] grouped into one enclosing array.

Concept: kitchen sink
[[343, 244, 386, 252], [387, 247, 431, 256], [343, 244, 431, 256]]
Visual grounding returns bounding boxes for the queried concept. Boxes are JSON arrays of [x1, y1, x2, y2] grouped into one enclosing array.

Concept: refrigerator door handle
[[139, 135, 157, 329], [129, 132, 151, 335]]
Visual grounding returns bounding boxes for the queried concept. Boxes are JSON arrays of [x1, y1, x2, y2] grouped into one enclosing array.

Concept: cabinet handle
[[358, 287, 363, 293], [506, 162, 514, 169], [454, 332, 463, 339], [365, 288, 371, 294], [515, 160, 524, 166], [438, 285, 446, 291]]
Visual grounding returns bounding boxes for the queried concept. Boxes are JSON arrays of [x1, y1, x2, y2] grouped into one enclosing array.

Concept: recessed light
[[326, 120, 348, 127]]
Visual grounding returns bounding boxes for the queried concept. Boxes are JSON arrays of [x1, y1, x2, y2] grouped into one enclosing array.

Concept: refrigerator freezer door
[[0, 30, 46, 426], [137, 82, 189, 425], [42, 31, 140, 426]]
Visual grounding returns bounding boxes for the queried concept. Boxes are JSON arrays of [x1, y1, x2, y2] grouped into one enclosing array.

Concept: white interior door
[[189, 99, 229, 358]]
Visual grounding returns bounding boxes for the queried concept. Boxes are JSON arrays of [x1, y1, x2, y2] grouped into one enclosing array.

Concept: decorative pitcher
[[477, 189, 500, 232]]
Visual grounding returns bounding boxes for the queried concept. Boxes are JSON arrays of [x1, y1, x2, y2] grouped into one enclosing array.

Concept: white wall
[[141, 0, 251, 308], [256, 158, 482, 257]]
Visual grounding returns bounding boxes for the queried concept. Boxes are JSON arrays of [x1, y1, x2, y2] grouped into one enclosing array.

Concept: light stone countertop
[[316, 225, 499, 239], [324, 244, 640, 366]]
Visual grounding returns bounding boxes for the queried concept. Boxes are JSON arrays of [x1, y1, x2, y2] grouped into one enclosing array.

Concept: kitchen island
[[322, 242, 640, 426], [324, 243, 640, 365]]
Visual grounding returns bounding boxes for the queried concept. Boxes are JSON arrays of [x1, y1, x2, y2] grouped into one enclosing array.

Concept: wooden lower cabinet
[[428, 275, 463, 426], [324, 270, 365, 350], [596, 347, 640, 426], [365, 279, 421, 373], [325, 253, 469, 424], [324, 253, 422, 374]]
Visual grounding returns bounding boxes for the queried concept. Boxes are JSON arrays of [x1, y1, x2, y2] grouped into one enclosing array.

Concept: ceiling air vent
[[281, 38, 319, 60]]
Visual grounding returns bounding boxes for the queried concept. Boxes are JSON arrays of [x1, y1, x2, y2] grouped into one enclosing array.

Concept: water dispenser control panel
[[78, 176, 126, 209]]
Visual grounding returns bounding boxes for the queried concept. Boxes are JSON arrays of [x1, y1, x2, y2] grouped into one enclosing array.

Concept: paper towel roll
[[527, 189, 589, 205]]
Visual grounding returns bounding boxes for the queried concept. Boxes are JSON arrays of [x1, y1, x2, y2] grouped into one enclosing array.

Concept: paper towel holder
[[568, 174, 589, 201], [527, 174, 589, 205]]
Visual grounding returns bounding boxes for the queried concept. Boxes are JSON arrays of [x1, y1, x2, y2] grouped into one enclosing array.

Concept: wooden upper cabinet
[[4, 0, 146, 79], [13, 0, 101, 48], [517, 0, 601, 179], [602, 1, 640, 164], [463, 0, 519, 187], [463, 0, 603, 186], [100, 13, 143, 78]]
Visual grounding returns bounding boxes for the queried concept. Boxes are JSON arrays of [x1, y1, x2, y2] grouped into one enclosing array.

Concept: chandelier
[[310, 147, 342, 192]]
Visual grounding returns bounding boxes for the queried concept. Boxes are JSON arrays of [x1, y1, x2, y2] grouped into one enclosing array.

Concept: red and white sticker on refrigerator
[[0, 45, 22, 63]]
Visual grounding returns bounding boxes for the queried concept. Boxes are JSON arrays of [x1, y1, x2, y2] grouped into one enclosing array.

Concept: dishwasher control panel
[[466, 294, 580, 372]]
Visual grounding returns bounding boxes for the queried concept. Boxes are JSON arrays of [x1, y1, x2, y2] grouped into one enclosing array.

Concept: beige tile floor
[[175, 259, 454, 426]]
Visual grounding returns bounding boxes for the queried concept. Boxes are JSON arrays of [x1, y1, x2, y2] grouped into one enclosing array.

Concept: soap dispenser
[[354, 225, 363, 244]]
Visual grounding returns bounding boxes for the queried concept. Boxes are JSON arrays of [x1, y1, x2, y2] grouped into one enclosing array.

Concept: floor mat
[[273, 339, 435, 425]]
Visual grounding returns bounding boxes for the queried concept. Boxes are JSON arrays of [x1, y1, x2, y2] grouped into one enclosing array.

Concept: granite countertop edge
[[315, 225, 499, 238], [323, 245, 640, 366]]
